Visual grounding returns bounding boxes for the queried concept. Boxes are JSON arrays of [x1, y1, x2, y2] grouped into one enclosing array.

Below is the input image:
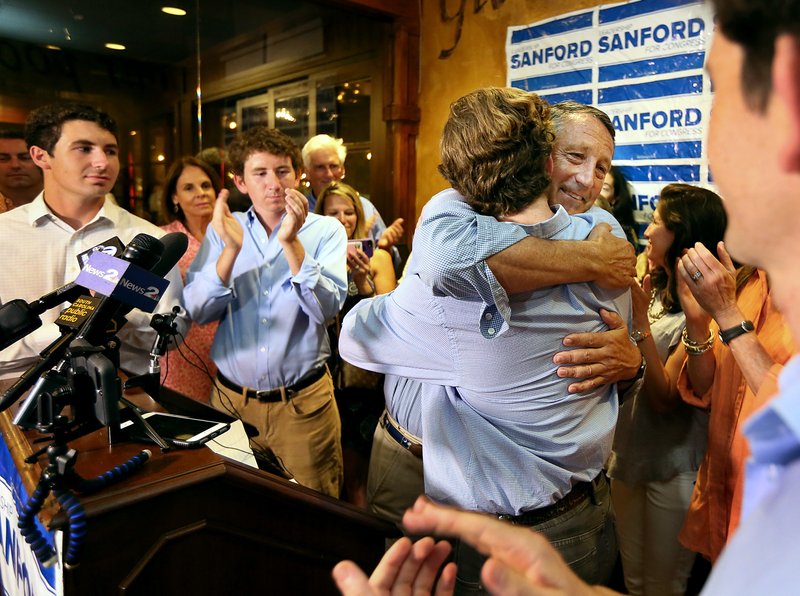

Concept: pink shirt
[[160, 220, 218, 402]]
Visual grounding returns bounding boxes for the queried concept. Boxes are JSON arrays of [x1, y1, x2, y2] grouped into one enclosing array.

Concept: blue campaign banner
[[507, 0, 715, 244], [1, 438, 61, 595]]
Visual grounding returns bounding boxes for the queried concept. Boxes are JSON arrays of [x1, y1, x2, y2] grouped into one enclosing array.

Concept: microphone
[[74, 233, 165, 346], [76, 232, 189, 344], [0, 237, 124, 352], [0, 233, 186, 413]]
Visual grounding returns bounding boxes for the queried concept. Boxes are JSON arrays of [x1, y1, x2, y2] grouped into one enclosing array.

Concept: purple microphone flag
[[75, 251, 170, 313]]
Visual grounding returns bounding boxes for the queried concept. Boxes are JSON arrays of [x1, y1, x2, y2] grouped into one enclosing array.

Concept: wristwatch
[[718, 320, 755, 344], [630, 329, 651, 343]]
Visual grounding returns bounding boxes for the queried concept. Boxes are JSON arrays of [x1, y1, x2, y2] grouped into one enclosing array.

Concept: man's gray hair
[[302, 134, 347, 169], [551, 101, 616, 141]]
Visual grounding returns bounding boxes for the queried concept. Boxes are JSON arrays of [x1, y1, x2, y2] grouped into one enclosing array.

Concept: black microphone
[[85, 232, 189, 344], [0, 237, 125, 352], [0, 233, 180, 413], [75, 233, 166, 346]]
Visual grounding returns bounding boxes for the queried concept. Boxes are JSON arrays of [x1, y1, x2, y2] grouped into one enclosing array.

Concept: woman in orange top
[[672, 241, 796, 562]]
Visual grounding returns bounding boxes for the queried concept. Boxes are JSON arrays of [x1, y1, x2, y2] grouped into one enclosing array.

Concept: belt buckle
[[255, 388, 277, 401]]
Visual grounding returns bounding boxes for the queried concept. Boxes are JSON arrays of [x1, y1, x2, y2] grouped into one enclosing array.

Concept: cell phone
[[120, 412, 230, 447], [347, 238, 374, 258]]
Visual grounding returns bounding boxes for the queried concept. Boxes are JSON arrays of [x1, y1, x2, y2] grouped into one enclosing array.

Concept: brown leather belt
[[381, 411, 423, 458], [498, 473, 604, 527], [217, 367, 326, 402]]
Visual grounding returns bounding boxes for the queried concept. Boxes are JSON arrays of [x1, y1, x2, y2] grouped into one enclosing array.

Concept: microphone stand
[[123, 306, 180, 401], [120, 307, 182, 451]]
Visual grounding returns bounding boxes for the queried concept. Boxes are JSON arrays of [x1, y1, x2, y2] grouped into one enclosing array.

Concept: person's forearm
[[727, 333, 778, 395], [215, 246, 239, 286], [711, 305, 776, 395], [638, 335, 677, 411], [281, 238, 305, 276], [487, 237, 603, 293], [684, 318, 717, 396]]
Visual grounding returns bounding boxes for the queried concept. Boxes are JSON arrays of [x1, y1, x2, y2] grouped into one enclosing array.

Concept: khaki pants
[[366, 414, 424, 526], [211, 370, 343, 498]]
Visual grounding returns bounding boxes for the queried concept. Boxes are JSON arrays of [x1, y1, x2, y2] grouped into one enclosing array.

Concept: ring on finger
[[691, 270, 703, 282]]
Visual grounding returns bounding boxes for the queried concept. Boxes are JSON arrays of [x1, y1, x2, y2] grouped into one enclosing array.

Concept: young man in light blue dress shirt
[[184, 127, 347, 498], [341, 89, 632, 590]]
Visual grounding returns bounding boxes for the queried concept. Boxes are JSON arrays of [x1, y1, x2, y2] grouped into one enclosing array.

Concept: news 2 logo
[[75, 252, 169, 313], [75, 236, 125, 268]]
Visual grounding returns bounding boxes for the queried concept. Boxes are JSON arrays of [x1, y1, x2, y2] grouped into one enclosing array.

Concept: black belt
[[217, 367, 327, 402], [498, 474, 603, 527], [381, 412, 423, 458]]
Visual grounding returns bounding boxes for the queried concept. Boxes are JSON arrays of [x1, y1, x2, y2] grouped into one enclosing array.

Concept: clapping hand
[[677, 241, 738, 322], [378, 218, 405, 250], [212, 189, 243, 251]]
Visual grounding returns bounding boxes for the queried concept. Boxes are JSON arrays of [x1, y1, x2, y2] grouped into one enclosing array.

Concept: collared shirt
[[406, 189, 532, 334], [676, 269, 795, 561], [183, 208, 347, 391], [341, 189, 631, 515], [0, 192, 187, 379], [701, 355, 800, 594]]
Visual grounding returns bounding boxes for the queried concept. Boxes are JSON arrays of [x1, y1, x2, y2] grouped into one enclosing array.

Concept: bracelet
[[681, 327, 714, 355]]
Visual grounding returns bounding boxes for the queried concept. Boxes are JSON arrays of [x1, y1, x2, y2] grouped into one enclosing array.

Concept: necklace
[[648, 289, 667, 324]]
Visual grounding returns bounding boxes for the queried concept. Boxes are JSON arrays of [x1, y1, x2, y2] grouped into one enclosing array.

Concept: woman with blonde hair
[[315, 181, 396, 506], [315, 181, 396, 297]]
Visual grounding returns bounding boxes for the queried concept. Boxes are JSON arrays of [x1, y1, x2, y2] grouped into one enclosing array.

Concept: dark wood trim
[[382, 17, 421, 244], [317, 0, 419, 20]]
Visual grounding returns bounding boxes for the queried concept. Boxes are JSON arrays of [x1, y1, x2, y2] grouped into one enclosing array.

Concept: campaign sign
[[1, 439, 61, 595], [75, 252, 169, 313], [506, 0, 714, 247]]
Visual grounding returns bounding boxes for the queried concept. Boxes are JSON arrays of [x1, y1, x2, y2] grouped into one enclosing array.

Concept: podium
[[1, 408, 397, 595]]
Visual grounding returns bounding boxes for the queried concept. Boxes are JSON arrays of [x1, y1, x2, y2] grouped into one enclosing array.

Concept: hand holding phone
[[347, 238, 374, 258]]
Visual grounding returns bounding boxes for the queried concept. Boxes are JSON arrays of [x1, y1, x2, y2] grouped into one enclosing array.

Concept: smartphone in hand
[[347, 238, 374, 258]]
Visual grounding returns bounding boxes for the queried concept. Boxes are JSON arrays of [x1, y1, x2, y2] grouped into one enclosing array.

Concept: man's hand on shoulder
[[553, 309, 641, 393], [587, 223, 636, 289]]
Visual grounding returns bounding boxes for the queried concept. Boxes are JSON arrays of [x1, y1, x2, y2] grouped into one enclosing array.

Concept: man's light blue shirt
[[407, 188, 531, 333], [183, 208, 347, 390], [702, 354, 800, 595], [341, 189, 631, 515]]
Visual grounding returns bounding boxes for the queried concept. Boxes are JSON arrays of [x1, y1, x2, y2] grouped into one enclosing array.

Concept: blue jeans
[[453, 473, 618, 594]]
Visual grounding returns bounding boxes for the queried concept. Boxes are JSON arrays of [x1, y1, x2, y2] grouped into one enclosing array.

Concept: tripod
[[18, 429, 151, 568]]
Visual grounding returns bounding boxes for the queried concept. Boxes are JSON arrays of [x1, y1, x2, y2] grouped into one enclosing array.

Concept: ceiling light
[[161, 7, 187, 16], [45, 45, 61, 51], [105, 43, 126, 51]]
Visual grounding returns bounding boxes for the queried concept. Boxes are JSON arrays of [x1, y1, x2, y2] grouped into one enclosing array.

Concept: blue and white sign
[[507, 0, 715, 242], [1, 438, 62, 595]]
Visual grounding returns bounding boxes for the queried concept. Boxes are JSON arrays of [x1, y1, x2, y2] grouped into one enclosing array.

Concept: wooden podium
[[1, 409, 397, 595]]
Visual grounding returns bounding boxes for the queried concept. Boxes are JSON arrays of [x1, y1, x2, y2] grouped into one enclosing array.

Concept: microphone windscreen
[[152, 232, 189, 277]]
